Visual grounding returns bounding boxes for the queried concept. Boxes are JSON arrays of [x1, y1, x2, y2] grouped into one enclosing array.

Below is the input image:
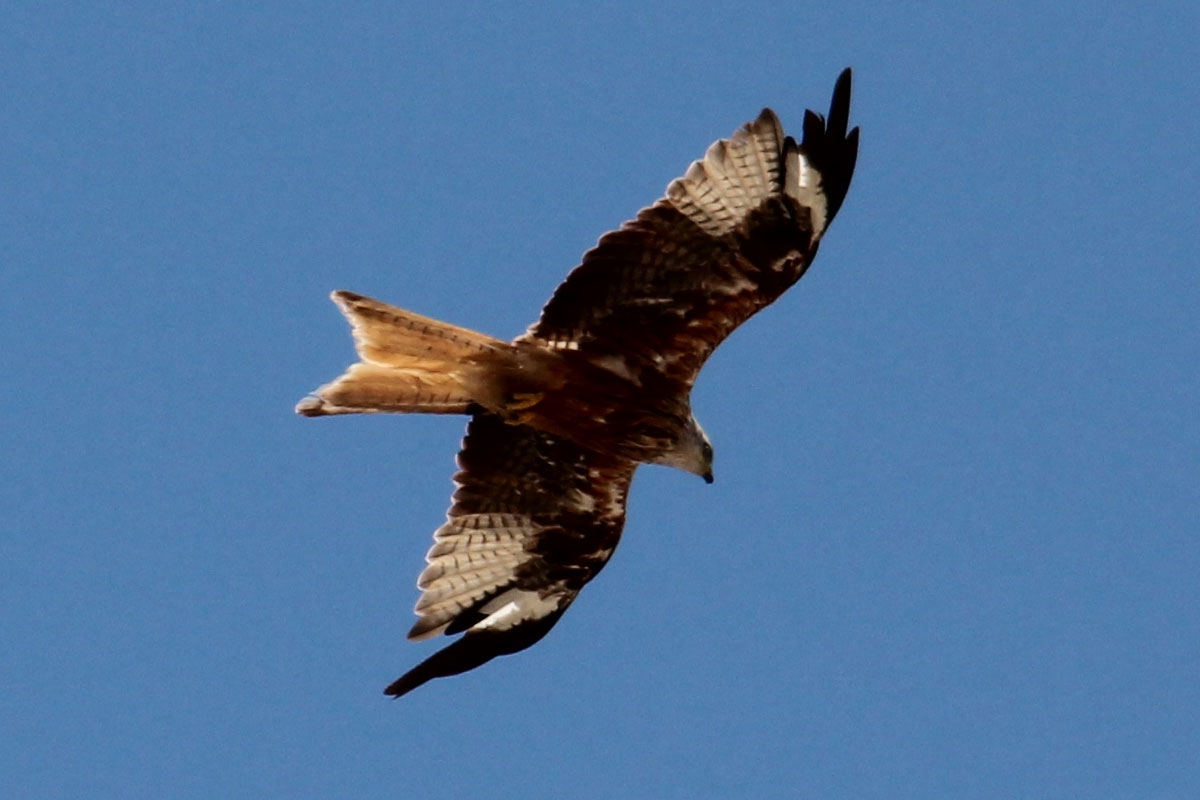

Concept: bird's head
[[697, 432, 715, 484], [656, 414, 714, 483]]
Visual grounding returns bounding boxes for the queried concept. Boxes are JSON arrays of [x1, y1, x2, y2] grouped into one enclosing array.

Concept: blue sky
[[3, 3, 1197, 798]]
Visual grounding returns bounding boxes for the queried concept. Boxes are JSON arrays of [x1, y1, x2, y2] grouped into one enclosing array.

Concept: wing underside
[[385, 414, 636, 697], [522, 69, 859, 387]]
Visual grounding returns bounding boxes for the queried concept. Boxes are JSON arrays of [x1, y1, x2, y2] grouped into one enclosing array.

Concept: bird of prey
[[297, 69, 859, 698]]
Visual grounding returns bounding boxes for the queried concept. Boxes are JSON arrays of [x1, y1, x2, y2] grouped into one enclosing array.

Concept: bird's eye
[[702, 441, 713, 460]]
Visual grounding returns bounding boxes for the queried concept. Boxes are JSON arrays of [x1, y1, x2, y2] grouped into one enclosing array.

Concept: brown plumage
[[297, 69, 860, 698]]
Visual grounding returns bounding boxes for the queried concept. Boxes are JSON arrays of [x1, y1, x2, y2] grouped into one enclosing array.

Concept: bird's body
[[297, 291, 710, 473], [298, 69, 859, 698]]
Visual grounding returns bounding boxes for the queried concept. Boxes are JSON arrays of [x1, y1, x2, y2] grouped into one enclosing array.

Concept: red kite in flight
[[298, 69, 859, 698]]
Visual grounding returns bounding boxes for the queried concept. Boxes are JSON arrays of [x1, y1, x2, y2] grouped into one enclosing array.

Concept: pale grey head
[[653, 414, 714, 484]]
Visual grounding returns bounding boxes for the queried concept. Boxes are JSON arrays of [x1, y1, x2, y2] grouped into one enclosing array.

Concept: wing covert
[[522, 69, 859, 387]]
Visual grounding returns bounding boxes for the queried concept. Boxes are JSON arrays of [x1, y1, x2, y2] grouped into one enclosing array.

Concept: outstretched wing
[[385, 413, 637, 697], [521, 69, 859, 387]]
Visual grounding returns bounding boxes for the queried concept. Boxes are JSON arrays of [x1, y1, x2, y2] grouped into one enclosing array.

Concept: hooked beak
[[702, 470, 714, 485]]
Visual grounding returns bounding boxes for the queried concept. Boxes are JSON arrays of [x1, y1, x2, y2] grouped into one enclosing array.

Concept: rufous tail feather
[[296, 291, 507, 417]]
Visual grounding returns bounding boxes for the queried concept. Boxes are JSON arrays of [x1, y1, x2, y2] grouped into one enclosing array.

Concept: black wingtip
[[800, 68, 860, 227], [384, 634, 503, 699], [827, 68, 853, 140], [384, 609, 567, 699]]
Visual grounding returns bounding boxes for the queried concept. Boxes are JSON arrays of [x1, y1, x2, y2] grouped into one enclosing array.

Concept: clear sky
[[3, 3, 1197, 798]]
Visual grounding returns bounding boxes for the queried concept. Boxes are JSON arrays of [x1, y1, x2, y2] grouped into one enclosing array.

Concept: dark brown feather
[[521, 70, 859, 389], [405, 413, 636, 643]]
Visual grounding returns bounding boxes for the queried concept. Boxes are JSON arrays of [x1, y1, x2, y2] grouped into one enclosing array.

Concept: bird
[[297, 69, 859, 698]]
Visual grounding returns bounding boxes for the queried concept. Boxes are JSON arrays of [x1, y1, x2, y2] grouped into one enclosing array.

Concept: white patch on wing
[[471, 590, 562, 633], [785, 148, 829, 237]]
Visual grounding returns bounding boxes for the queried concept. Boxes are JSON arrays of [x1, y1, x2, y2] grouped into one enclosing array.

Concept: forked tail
[[295, 291, 507, 417]]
